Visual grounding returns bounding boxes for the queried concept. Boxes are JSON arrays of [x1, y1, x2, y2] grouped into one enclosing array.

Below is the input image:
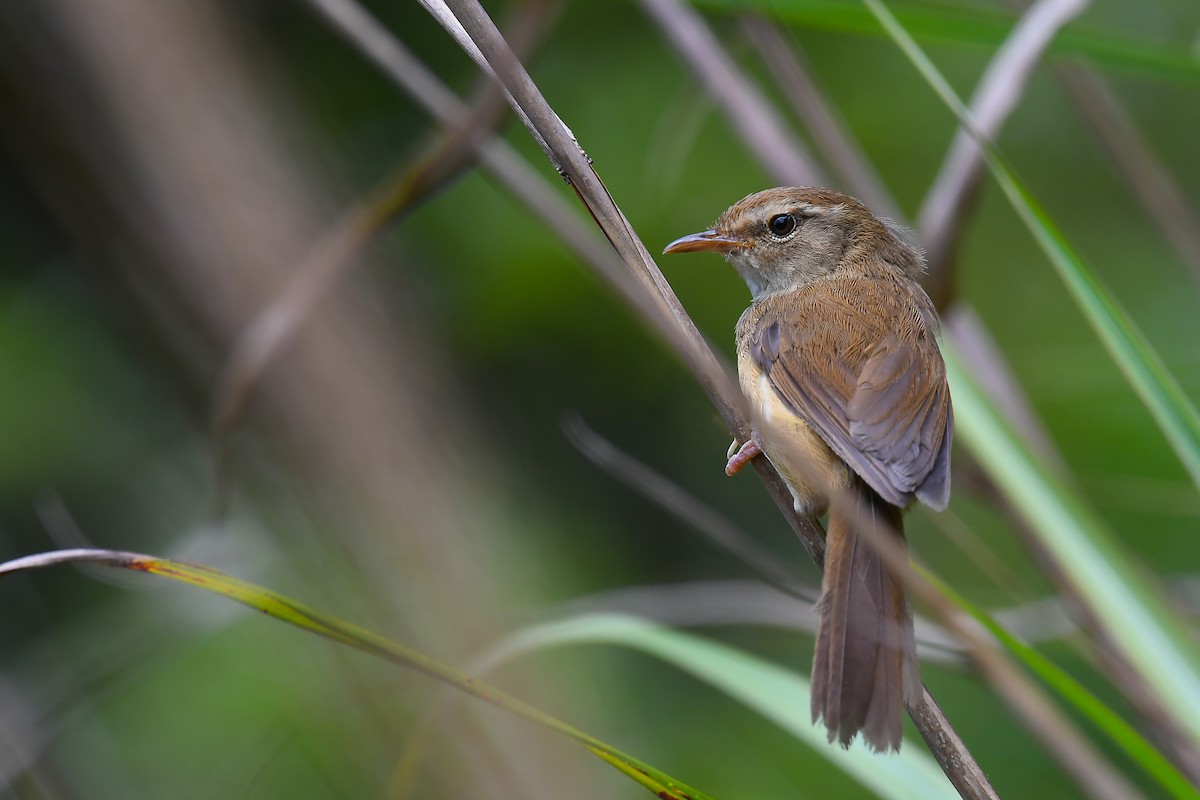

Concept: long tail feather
[[811, 482, 920, 752]]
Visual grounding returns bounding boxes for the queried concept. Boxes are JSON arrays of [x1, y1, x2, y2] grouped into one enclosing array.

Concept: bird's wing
[[748, 277, 952, 509]]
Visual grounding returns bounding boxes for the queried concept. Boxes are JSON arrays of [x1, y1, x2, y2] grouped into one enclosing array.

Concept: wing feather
[[749, 276, 952, 509]]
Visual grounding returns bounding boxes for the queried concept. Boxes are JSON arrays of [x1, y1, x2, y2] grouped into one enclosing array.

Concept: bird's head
[[663, 187, 920, 300]]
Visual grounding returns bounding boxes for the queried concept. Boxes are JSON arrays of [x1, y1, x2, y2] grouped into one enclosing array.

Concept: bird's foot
[[725, 433, 764, 476]]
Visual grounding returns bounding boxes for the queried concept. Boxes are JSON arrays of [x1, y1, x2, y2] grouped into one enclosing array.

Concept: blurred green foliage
[[2, 0, 1200, 798]]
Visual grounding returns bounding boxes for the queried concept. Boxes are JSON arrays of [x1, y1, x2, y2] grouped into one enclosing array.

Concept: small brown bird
[[664, 187, 953, 752]]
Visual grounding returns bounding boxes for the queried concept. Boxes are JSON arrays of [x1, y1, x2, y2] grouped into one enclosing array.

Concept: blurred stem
[[213, 0, 555, 446], [309, 0, 831, 558], [427, 0, 1006, 796], [1001, 0, 1200, 287], [737, 15, 901, 219], [635, 0, 823, 186], [563, 414, 815, 601], [917, 0, 1090, 307], [212, 101, 498, 441]]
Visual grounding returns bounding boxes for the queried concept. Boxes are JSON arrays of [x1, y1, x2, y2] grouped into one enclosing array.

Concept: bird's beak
[[662, 230, 743, 255]]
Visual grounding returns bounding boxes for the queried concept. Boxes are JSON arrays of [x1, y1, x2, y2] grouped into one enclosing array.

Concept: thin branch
[[994, 0, 1200, 286], [563, 414, 815, 602], [444, 0, 715, 344], [211, 122, 487, 440], [1055, 64, 1200, 285], [422, 0, 832, 561], [409, 0, 571, 172], [424, 0, 1004, 795], [212, 0, 553, 443], [636, 0, 824, 186], [918, 0, 1091, 303], [737, 15, 901, 219]]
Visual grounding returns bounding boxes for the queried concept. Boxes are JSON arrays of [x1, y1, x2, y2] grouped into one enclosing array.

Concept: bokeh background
[[1, 0, 1198, 797]]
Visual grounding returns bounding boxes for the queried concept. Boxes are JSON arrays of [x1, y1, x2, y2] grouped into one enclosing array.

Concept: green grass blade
[[944, 344, 1200, 753], [861, 0, 1200, 491], [693, 0, 1200, 83], [998, 176, 1200, 488], [920, 567, 1199, 800], [0, 549, 715, 800], [487, 613, 959, 800]]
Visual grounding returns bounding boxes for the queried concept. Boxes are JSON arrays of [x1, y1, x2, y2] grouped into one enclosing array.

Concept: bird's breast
[[736, 333, 850, 516]]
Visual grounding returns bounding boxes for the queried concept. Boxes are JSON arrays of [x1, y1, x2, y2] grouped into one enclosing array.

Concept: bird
[[663, 186, 953, 752]]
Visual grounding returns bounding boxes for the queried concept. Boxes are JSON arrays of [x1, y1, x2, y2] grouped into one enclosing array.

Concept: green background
[[1, 0, 1199, 797]]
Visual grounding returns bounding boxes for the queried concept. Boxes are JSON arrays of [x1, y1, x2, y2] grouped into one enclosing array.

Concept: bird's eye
[[767, 213, 797, 238]]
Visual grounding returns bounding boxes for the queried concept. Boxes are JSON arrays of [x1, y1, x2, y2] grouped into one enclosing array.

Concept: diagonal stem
[[737, 14, 901, 219], [427, 0, 1001, 795], [918, 0, 1090, 304], [636, 0, 822, 187]]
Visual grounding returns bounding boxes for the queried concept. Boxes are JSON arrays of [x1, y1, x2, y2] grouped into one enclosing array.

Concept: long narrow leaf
[[920, 568, 1199, 800], [695, 0, 1200, 84], [943, 344, 1200, 753], [486, 613, 959, 800], [0, 549, 715, 800]]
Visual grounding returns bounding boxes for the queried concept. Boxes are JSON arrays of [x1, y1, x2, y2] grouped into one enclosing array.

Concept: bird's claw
[[725, 434, 764, 476]]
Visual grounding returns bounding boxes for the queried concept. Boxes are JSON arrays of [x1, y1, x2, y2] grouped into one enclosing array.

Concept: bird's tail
[[811, 481, 921, 752]]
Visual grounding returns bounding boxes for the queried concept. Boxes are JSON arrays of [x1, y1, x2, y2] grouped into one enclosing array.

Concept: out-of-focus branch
[[424, 0, 1008, 795], [558, 579, 1071, 664], [918, 0, 1090, 305], [212, 120, 488, 442], [1060, 65, 1200, 283], [737, 15, 901, 219], [996, 0, 1200, 286], [213, 0, 554, 443], [7, 0, 599, 795], [563, 415, 814, 601], [636, 0, 823, 186], [311, 0, 829, 561]]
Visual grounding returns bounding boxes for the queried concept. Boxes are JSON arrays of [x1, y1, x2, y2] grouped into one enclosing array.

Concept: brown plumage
[[665, 187, 953, 752]]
